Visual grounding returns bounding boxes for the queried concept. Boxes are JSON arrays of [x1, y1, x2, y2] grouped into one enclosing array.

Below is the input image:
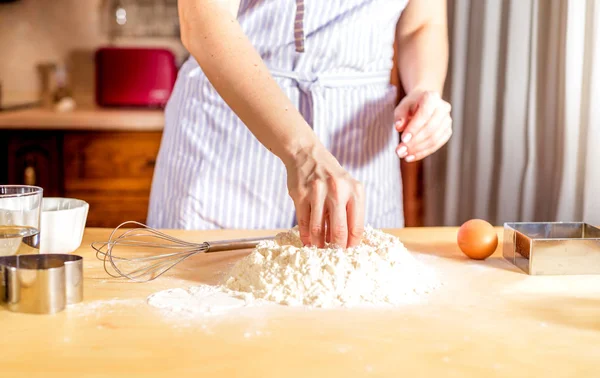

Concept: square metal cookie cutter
[[0, 254, 83, 314], [503, 222, 600, 275]]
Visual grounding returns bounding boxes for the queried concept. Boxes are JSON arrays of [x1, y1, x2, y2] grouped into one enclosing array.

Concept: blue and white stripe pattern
[[147, 0, 408, 230]]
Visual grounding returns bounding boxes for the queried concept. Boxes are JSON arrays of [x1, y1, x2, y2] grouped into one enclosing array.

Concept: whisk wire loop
[[91, 221, 274, 282]]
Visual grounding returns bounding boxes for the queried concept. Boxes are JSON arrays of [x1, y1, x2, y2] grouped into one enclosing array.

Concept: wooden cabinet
[[0, 134, 7, 185], [0, 130, 161, 227], [401, 160, 424, 227], [3, 132, 63, 197], [62, 132, 161, 227]]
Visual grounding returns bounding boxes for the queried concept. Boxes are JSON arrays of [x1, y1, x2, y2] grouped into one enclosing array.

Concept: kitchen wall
[[0, 0, 187, 107]]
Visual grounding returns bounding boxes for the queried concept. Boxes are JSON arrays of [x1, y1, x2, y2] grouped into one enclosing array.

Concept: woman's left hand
[[393, 89, 453, 162]]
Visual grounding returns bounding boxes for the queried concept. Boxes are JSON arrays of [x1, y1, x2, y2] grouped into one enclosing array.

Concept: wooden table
[[2, 227, 599, 377]]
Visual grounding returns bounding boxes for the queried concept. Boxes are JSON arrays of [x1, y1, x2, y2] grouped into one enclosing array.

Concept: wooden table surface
[[2, 227, 599, 377]]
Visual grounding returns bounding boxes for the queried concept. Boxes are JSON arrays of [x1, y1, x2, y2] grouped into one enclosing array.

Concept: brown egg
[[457, 219, 498, 260]]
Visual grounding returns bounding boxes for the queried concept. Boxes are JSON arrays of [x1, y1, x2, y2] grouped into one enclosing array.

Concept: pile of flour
[[223, 226, 437, 307], [147, 227, 438, 314]]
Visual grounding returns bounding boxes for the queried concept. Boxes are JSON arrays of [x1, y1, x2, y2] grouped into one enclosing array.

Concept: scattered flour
[[147, 227, 438, 315], [147, 285, 249, 317], [68, 298, 142, 316]]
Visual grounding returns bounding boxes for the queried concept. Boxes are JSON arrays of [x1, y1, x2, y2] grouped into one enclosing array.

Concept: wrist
[[277, 129, 321, 168], [406, 84, 442, 96], [282, 139, 338, 172]]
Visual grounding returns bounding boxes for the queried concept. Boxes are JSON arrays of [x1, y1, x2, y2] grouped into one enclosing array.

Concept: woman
[[148, 0, 451, 248]]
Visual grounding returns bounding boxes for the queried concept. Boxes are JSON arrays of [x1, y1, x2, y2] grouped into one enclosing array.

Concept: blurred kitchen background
[[0, 0, 186, 227], [0, 0, 598, 228]]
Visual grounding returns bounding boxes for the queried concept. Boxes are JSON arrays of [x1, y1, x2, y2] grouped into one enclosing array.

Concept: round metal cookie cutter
[[0, 254, 83, 314]]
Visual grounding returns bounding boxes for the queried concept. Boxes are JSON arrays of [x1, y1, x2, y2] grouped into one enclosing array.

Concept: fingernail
[[396, 146, 407, 158], [405, 155, 415, 162], [395, 119, 404, 129], [402, 133, 412, 143]]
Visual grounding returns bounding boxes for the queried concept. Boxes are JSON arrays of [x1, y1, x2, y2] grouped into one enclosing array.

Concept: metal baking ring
[[0, 254, 83, 314], [503, 222, 600, 275]]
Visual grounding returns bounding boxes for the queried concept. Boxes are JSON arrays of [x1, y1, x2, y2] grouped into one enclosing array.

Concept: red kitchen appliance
[[95, 47, 177, 108]]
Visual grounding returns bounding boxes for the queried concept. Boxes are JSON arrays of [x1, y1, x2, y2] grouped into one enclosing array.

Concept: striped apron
[[147, 0, 408, 230]]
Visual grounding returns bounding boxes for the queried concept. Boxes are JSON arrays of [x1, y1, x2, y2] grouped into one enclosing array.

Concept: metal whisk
[[91, 221, 274, 282]]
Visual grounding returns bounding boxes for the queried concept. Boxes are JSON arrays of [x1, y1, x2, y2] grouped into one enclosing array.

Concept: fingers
[[296, 177, 365, 249], [393, 97, 414, 133], [327, 179, 365, 248], [346, 182, 365, 247], [396, 106, 448, 159], [405, 117, 453, 162], [286, 149, 366, 249], [328, 202, 348, 248], [409, 103, 451, 146], [325, 175, 349, 248], [394, 90, 452, 162], [400, 91, 441, 144], [295, 198, 312, 246], [309, 183, 326, 248], [394, 109, 409, 133]]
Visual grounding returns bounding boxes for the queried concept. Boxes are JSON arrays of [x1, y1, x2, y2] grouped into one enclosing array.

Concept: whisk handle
[[205, 237, 275, 253]]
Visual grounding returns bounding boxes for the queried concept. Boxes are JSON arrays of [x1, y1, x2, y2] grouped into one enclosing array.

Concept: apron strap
[[294, 0, 305, 53]]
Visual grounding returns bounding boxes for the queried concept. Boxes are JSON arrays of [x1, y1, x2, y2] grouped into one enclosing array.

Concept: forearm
[[397, 25, 448, 94], [396, 1, 449, 95], [178, 0, 320, 166]]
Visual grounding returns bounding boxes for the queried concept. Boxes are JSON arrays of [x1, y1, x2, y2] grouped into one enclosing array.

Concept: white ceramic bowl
[[40, 198, 89, 254]]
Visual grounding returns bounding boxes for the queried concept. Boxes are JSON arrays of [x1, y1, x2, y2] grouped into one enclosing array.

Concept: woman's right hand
[[285, 145, 365, 249]]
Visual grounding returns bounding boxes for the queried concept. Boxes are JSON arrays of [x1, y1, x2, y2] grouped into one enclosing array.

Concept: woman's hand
[[285, 146, 365, 249], [393, 90, 452, 162]]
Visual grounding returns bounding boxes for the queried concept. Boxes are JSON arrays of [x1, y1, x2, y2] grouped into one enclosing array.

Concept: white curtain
[[424, 0, 600, 226]]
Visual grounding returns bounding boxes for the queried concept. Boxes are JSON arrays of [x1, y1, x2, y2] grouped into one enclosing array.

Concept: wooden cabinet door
[[401, 159, 424, 227], [0, 132, 7, 184], [63, 131, 161, 227], [5, 132, 63, 197]]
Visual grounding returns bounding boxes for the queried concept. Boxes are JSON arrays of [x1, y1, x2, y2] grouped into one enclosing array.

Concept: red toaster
[[95, 47, 177, 108]]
